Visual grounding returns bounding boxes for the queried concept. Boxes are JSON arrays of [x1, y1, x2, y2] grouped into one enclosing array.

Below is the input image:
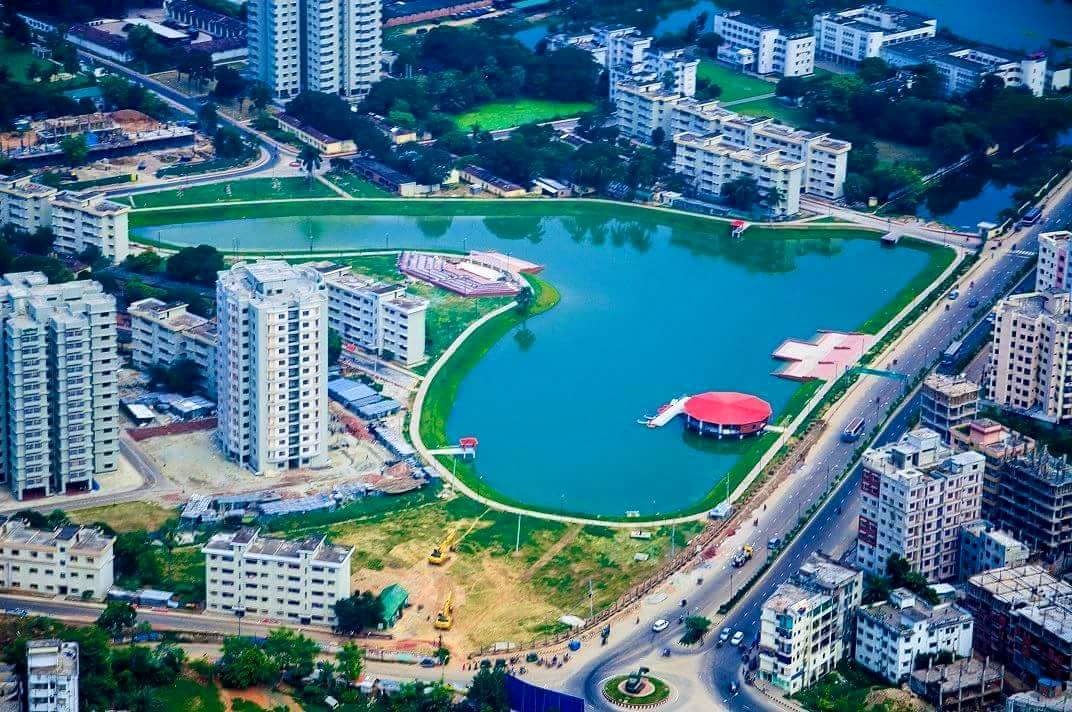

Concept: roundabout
[[602, 672, 673, 708]]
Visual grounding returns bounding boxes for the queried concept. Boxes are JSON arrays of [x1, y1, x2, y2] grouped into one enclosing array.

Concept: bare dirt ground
[[866, 688, 931, 712]]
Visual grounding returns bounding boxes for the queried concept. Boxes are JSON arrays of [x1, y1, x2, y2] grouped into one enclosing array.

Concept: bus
[[940, 339, 964, 371], [841, 417, 866, 443], [1021, 207, 1043, 226]]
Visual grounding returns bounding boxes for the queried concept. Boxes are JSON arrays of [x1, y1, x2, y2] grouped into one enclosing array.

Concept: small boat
[[636, 418, 651, 425]]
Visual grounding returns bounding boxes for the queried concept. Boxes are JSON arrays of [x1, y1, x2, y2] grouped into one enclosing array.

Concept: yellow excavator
[[434, 591, 454, 630], [428, 508, 490, 565]]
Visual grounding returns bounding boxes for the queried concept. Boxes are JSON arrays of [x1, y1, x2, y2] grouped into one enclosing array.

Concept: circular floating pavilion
[[682, 391, 772, 438]]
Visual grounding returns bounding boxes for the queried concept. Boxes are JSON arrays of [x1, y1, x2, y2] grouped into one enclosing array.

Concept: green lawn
[[128, 177, 337, 209], [451, 99, 595, 131], [324, 169, 391, 197], [793, 663, 893, 712], [698, 61, 775, 103], [0, 38, 41, 83], [734, 96, 812, 125], [157, 677, 225, 712]]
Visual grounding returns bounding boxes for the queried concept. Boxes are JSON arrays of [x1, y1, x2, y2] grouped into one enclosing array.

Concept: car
[[967, 297, 980, 308], [718, 627, 731, 643], [768, 536, 781, 549], [651, 619, 669, 633], [289, 160, 301, 167], [419, 657, 437, 668], [731, 631, 744, 647], [948, 289, 960, 300]]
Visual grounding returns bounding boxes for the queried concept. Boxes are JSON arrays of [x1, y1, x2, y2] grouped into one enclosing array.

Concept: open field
[[450, 99, 595, 131], [733, 96, 811, 125], [0, 38, 41, 83], [697, 61, 775, 102], [323, 169, 391, 198], [158, 676, 225, 712], [127, 178, 337, 209], [67, 501, 177, 532]]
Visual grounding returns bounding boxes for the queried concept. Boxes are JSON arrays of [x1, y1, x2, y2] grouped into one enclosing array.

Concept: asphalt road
[[565, 178, 1072, 711]]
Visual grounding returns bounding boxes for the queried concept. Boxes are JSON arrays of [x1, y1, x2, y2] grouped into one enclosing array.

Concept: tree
[[514, 285, 534, 314], [60, 134, 89, 166], [337, 642, 363, 681], [264, 629, 319, 679], [776, 76, 807, 100], [650, 126, 666, 147], [213, 125, 246, 159], [680, 615, 711, 645], [248, 82, 272, 110], [166, 244, 225, 285], [722, 176, 762, 210], [697, 32, 723, 58], [766, 185, 787, 217], [212, 65, 246, 99], [334, 591, 381, 634], [217, 637, 277, 689], [857, 57, 893, 84], [886, 554, 939, 605], [147, 358, 202, 396], [97, 601, 137, 640], [466, 667, 509, 711], [328, 329, 343, 365], [197, 101, 219, 135], [298, 143, 322, 186], [186, 51, 215, 89], [123, 251, 164, 275]]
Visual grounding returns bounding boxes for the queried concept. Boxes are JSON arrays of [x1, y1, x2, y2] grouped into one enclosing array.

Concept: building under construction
[[964, 565, 1072, 684], [909, 657, 1004, 711]]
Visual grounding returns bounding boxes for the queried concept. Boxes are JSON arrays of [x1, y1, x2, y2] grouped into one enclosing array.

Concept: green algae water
[[137, 208, 942, 517]]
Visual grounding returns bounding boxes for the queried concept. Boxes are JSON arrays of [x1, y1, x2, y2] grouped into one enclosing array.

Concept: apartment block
[[991, 450, 1072, 557], [1038, 231, 1070, 292], [248, 0, 381, 102], [202, 527, 352, 626], [883, 38, 1048, 97], [307, 262, 427, 366], [714, 12, 815, 77], [48, 192, 130, 263], [857, 428, 984, 582], [986, 291, 1072, 424], [0, 176, 57, 233], [216, 261, 328, 475], [958, 520, 1030, 581], [758, 583, 839, 693], [796, 552, 864, 655], [920, 373, 979, 441], [128, 298, 218, 397], [0, 519, 114, 599], [0, 663, 20, 712], [965, 565, 1072, 684], [27, 640, 78, 712], [950, 419, 1034, 520], [813, 5, 937, 64], [673, 131, 803, 216], [855, 587, 974, 684], [0, 273, 119, 500]]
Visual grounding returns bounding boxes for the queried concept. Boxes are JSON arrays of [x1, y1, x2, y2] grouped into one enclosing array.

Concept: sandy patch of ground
[[865, 688, 931, 712], [221, 686, 300, 711]]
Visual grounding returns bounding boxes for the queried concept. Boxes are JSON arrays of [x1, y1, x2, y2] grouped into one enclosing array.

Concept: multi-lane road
[[560, 175, 1072, 711]]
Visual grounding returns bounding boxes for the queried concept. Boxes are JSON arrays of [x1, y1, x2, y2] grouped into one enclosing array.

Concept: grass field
[[67, 502, 177, 532], [793, 663, 896, 712], [323, 169, 391, 198], [128, 178, 337, 209], [450, 99, 596, 131], [697, 61, 775, 103], [733, 96, 811, 125], [158, 676, 225, 712], [0, 38, 41, 83]]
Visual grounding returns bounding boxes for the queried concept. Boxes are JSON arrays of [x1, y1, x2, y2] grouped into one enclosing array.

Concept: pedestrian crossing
[[1009, 250, 1035, 257]]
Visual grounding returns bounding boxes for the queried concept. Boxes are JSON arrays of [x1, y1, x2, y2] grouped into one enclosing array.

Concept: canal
[[137, 206, 945, 517]]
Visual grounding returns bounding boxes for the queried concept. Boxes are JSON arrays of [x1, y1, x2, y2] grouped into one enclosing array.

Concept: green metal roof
[[379, 583, 409, 616]]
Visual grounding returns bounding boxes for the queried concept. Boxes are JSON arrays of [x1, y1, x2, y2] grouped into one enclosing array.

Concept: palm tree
[[766, 185, 787, 218], [298, 144, 321, 187]]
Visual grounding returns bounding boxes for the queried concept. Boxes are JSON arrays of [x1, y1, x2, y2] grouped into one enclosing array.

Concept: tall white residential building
[[985, 291, 1072, 424], [48, 192, 130, 263], [883, 38, 1048, 97], [216, 261, 329, 475], [759, 554, 863, 694], [0, 177, 57, 234], [0, 520, 115, 599], [714, 12, 815, 77], [855, 588, 973, 684], [615, 83, 850, 199], [248, 0, 381, 102], [674, 131, 803, 216], [202, 527, 353, 626], [307, 262, 427, 366], [919, 373, 979, 441], [128, 298, 218, 397], [1039, 231, 1071, 292], [26, 640, 79, 712], [0, 273, 119, 500], [813, 5, 937, 64], [857, 428, 984, 582]]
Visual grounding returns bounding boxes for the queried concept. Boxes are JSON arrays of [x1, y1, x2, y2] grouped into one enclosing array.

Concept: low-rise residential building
[[202, 527, 353, 627], [275, 113, 356, 156], [0, 176, 58, 233], [307, 262, 427, 366], [883, 38, 1048, 97], [0, 519, 114, 599], [27, 640, 78, 712], [991, 450, 1072, 557], [45, 191, 130, 263], [1039, 231, 1070, 293], [459, 165, 528, 197], [949, 419, 1034, 519], [920, 374, 979, 441], [857, 428, 984, 582], [673, 131, 803, 216], [758, 582, 839, 693], [965, 565, 1072, 684], [855, 587, 974, 684], [128, 298, 217, 396], [908, 657, 1004, 710], [0, 273, 120, 500], [714, 12, 814, 77], [986, 291, 1072, 424], [958, 520, 1030, 581], [813, 5, 938, 64]]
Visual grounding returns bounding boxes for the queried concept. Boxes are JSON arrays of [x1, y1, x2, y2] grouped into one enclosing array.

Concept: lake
[[137, 207, 940, 517]]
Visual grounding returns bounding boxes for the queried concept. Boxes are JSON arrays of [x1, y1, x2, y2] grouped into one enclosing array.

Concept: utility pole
[[588, 579, 594, 619], [515, 513, 521, 554], [670, 524, 676, 558]]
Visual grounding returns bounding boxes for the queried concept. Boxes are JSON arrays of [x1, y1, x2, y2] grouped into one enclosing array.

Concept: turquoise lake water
[[139, 212, 937, 516]]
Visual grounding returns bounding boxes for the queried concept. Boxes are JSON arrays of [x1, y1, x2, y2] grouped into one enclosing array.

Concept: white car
[[651, 619, 670, 633], [731, 631, 744, 647]]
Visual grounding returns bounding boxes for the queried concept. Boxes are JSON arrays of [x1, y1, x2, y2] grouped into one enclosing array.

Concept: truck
[[731, 545, 754, 568]]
